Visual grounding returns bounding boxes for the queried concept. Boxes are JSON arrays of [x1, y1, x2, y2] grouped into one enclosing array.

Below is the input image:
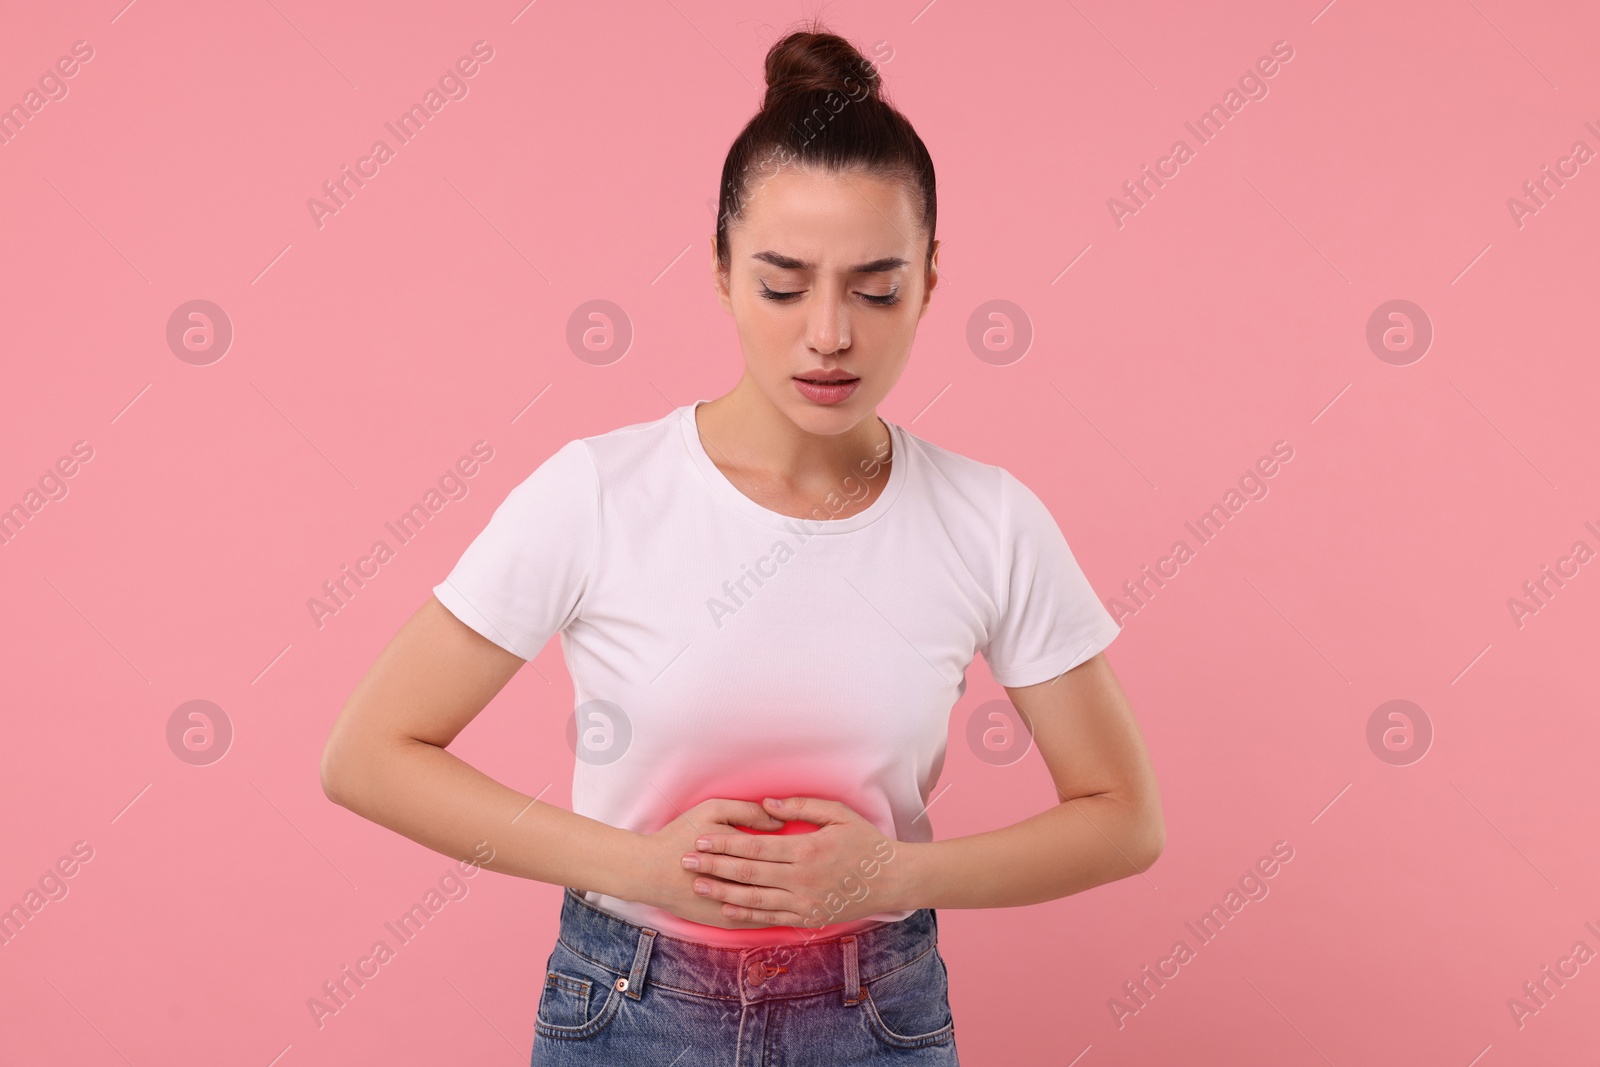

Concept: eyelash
[[759, 283, 900, 306]]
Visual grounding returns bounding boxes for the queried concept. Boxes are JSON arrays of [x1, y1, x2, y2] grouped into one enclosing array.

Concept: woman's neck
[[693, 383, 893, 512]]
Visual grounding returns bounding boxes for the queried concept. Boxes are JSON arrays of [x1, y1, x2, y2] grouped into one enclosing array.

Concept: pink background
[[3, 0, 1597, 1063]]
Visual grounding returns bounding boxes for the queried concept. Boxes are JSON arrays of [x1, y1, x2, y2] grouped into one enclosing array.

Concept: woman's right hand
[[634, 798, 788, 929]]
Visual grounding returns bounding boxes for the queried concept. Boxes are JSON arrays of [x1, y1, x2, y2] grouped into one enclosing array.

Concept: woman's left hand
[[680, 796, 904, 928]]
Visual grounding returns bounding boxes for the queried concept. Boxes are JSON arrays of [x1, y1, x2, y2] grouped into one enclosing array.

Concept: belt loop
[[841, 935, 861, 1006], [625, 926, 657, 1000]]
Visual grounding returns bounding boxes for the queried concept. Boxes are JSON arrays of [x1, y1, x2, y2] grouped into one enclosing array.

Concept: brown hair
[[714, 21, 936, 276]]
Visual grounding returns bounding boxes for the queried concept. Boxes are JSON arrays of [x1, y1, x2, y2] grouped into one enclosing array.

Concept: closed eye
[[759, 283, 900, 306]]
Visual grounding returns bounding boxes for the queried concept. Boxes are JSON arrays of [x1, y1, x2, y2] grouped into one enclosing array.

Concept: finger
[[695, 879, 802, 926], [762, 795, 844, 824], [694, 828, 785, 861], [720, 902, 801, 926], [688, 849, 780, 887], [711, 798, 785, 831]]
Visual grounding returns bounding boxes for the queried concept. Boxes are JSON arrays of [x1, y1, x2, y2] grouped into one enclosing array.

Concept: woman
[[321, 21, 1164, 1064]]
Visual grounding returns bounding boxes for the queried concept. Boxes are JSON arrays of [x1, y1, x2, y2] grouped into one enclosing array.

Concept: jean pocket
[[534, 940, 626, 1040], [861, 945, 956, 1049]]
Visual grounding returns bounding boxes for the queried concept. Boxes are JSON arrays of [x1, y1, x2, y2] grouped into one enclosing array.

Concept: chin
[[778, 393, 870, 433]]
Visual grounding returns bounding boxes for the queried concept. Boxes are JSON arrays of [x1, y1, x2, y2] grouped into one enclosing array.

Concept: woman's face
[[713, 165, 939, 433]]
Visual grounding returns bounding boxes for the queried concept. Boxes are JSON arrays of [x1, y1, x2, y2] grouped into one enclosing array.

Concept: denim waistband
[[553, 886, 941, 1007]]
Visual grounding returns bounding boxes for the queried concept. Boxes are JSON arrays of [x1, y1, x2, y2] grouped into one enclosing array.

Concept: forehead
[[731, 166, 920, 264]]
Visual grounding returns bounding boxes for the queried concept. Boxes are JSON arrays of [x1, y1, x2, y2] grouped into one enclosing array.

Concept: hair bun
[[762, 29, 881, 110]]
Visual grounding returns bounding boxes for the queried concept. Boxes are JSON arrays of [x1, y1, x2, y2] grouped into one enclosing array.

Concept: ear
[[711, 234, 732, 312], [919, 239, 941, 318]]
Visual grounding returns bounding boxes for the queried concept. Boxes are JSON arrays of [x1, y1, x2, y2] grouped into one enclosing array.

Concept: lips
[[794, 373, 859, 383], [792, 376, 860, 404]]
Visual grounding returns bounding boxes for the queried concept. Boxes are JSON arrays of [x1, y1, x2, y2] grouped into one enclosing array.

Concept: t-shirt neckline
[[676, 399, 907, 533]]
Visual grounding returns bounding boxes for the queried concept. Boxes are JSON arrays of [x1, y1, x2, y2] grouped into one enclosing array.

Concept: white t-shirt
[[433, 400, 1119, 947]]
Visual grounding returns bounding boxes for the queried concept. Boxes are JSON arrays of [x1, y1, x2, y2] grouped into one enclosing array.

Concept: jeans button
[[746, 960, 786, 987]]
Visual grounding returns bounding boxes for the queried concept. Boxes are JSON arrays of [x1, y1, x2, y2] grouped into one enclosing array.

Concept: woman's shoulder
[[891, 419, 1011, 501], [561, 405, 687, 471]]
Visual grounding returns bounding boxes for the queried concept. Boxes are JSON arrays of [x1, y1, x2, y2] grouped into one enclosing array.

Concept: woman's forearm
[[322, 738, 640, 900], [891, 792, 1163, 911]]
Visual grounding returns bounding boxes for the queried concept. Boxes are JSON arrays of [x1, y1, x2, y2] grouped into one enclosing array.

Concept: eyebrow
[[751, 251, 909, 274]]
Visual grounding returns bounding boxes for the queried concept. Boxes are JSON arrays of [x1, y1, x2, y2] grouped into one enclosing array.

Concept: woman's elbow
[[320, 741, 347, 806], [320, 730, 366, 808], [1136, 802, 1166, 872]]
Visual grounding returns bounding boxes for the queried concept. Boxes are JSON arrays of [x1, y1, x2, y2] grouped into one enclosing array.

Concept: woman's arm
[[320, 595, 643, 899], [891, 651, 1165, 910], [325, 595, 882, 930], [682, 650, 1163, 924]]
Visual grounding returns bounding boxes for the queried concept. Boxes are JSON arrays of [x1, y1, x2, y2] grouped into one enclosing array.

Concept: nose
[[806, 289, 850, 355]]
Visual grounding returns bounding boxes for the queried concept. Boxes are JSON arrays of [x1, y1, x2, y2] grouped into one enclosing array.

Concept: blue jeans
[[530, 885, 960, 1064]]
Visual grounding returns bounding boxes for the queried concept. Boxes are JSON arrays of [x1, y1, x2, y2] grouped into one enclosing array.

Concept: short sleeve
[[431, 438, 600, 660], [981, 468, 1120, 687]]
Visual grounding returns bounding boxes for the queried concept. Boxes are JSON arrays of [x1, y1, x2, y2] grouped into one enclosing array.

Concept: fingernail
[[695, 837, 712, 850], [694, 880, 710, 895], [764, 797, 780, 806], [681, 855, 699, 870]]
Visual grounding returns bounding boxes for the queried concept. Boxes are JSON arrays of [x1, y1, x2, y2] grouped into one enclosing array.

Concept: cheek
[[860, 313, 912, 353], [737, 306, 795, 358], [733, 333, 783, 383]]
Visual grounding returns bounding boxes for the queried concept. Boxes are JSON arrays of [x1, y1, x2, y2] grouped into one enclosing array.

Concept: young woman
[[321, 21, 1164, 1064]]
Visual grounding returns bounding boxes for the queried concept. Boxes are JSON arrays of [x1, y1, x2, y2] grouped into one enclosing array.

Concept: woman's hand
[[634, 798, 792, 929], [683, 796, 902, 929]]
